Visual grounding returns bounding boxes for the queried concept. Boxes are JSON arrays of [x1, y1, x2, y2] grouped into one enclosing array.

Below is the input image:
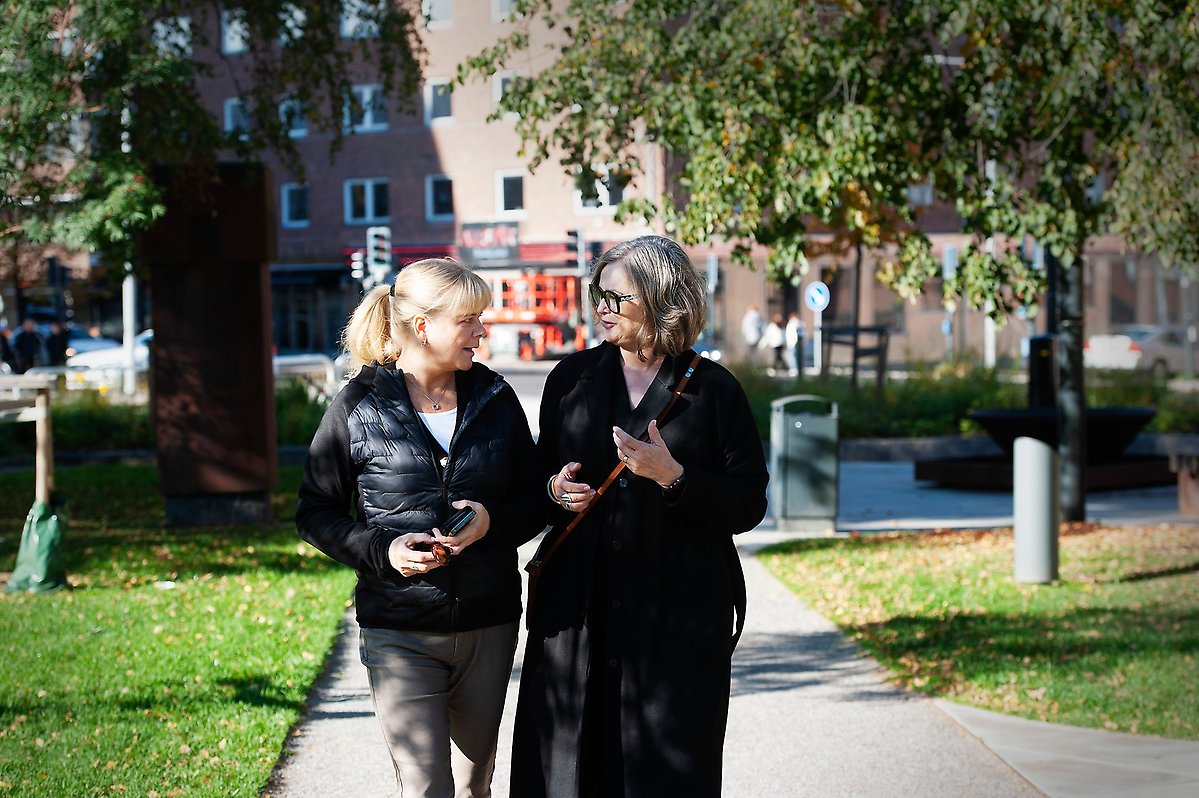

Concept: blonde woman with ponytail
[[297, 259, 544, 797]]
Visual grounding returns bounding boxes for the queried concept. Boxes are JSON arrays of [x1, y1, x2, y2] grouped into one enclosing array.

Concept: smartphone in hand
[[444, 506, 476, 537]]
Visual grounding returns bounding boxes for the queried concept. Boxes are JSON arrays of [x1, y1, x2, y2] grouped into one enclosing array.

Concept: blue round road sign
[[804, 281, 830, 313]]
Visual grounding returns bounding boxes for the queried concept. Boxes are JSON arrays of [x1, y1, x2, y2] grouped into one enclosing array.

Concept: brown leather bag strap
[[527, 352, 702, 574]]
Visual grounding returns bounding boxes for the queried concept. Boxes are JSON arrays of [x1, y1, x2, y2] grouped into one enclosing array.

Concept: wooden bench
[[0, 375, 56, 503]]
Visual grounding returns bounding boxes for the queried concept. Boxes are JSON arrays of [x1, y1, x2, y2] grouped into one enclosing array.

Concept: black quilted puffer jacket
[[296, 362, 545, 632]]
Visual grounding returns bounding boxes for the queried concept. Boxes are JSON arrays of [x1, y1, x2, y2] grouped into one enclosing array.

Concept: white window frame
[[223, 98, 250, 139], [152, 16, 192, 57], [423, 0, 453, 30], [492, 0, 516, 22], [344, 178, 390, 225], [491, 71, 520, 120], [423, 79, 453, 126], [279, 98, 307, 138], [573, 169, 626, 214], [345, 84, 388, 133], [425, 175, 454, 223], [221, 9, 249, 54], [340, 0, 380, 38], [281, 183, 310, 229], [495, 170, 527, 219]]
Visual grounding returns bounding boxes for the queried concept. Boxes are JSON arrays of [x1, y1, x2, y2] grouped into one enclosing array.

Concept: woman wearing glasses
[[512, 235, 769, 797], [296, 259, 544, 797]]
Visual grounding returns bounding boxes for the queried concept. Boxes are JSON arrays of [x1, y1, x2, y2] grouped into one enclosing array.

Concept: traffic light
[[349, 252, 365, 281], [365, 226, 392, 289], [565, 229, 581, 268]]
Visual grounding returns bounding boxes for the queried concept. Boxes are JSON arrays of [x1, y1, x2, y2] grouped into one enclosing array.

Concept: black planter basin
[[968, 406, 1156, 464]]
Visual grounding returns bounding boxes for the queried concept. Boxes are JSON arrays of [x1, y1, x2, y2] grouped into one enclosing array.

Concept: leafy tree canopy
[[1, 0, 424, 268], [462, 0, 1199, 319]]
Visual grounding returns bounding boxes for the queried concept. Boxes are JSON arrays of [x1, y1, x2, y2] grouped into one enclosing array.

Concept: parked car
[[65, 330, 153, 390], [1084, 324, 1190, 377], [65, 327, 120, 359]]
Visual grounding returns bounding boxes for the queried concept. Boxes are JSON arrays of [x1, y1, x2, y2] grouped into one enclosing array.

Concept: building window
[[221, 10, 249, 54], [345, 178, 389, 224], [280, 98, 306, 138], [496, 171, 525, 216], [424, 80, 452, 125], [907, 179, 934, 208], [281, 183, 310, 229], [346, 84, 387, 132], [574, 169, 626, 212], [423, 0, 453, 29], [224, 98, 250, 138], [341, 0, 380, 38], [152, 16, 192, 57], [492, 72, 521, 119], [492, 0, 515, 22], [426, 175, 454, 222]]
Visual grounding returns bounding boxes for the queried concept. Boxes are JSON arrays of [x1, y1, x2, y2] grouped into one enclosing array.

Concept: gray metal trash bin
[[770, 395, 839, 523]]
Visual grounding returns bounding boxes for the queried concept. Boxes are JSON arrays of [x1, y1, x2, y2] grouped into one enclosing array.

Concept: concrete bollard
[[1013, 436, 1060, 583]]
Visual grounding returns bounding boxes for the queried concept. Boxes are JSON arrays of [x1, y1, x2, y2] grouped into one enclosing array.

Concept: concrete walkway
[[265, 464, 1199, 797]]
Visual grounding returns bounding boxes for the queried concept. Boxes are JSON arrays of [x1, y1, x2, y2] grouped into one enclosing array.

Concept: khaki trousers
[[360, 622, 519, 798]]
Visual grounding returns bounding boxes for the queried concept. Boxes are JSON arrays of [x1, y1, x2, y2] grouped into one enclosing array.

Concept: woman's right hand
[[387, 533, 445, 578], [552, 462, 596, 514]]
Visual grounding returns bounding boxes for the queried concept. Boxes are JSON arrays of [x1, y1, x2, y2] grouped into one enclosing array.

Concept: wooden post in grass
[[0, 374, 56, 502], [141, 163, 278, 527]]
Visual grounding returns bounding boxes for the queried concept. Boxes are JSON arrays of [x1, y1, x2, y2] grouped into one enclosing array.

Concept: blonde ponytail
[[340, 258, 492, 375], [342, 285, 399, 373]]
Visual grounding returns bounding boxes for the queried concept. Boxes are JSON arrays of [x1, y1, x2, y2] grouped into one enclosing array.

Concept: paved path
[[265, 462, 1199, 797]]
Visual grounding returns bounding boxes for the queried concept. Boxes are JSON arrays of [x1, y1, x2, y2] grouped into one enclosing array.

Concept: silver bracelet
[[546, 474, 559, 504]]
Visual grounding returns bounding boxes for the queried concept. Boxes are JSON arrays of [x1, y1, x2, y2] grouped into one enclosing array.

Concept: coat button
[[608, 657, 619, 668], [611, 599, 622, 609], [611, 540, 623, 550], [618, 477, 628, 488]]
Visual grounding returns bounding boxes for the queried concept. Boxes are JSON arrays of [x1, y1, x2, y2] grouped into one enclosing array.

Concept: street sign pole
[[804, 280, 830, 376]]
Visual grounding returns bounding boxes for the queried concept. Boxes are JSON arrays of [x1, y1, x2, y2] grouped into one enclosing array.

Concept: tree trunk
[[1057, 251, 1087, 522]]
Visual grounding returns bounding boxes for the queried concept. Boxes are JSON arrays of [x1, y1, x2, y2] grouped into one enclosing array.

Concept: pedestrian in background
[[785, 311, 806, 375], [740, 302, 763, 363], [46, 321, 69, 366], [0, 325, 16, 374], [11, 318, 45, 374], [759, 312, 787, 374], [513, 235, 769, 798], [296, 258, 544, 798]]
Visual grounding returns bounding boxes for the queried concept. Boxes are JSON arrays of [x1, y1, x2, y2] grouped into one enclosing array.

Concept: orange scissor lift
[[482, 273, 585, 359]]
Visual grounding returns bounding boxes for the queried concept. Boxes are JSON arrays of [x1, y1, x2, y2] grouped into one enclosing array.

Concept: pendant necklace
[[406, 374, 448, 411]]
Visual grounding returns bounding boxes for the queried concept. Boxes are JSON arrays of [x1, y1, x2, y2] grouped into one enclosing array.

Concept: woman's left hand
[[613, 420, 683, 489], [431, 499, 490, 555]]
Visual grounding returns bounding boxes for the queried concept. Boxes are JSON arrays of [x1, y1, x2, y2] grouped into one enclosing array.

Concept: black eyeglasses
[[589, 283, 637, 314]]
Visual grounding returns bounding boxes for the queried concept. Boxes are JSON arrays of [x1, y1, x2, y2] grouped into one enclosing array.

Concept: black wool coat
[[511, 343, 769, 798]]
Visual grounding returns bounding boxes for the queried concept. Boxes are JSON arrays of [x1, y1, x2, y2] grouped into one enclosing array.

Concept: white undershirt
[[418, 408, 457, 454]]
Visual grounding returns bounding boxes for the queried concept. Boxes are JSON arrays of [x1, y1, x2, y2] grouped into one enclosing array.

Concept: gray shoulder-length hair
[[591, 235, 708, 361]]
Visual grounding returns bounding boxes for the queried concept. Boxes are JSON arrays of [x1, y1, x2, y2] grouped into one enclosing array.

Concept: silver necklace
[[405, 374, 450, 411]]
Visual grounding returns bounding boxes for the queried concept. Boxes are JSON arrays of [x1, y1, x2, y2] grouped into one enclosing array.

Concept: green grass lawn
[[0, 464, 354, 797], [760, 524, 1199, 740]]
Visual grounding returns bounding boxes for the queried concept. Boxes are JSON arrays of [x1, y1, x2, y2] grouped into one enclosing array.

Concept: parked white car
[[65, 327, 121, 359], [65, 330, 153, 390], [1084, 324, 1190, 377]]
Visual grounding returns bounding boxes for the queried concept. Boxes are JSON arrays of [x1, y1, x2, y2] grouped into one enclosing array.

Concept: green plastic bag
[[5, 499, 67, 594]]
